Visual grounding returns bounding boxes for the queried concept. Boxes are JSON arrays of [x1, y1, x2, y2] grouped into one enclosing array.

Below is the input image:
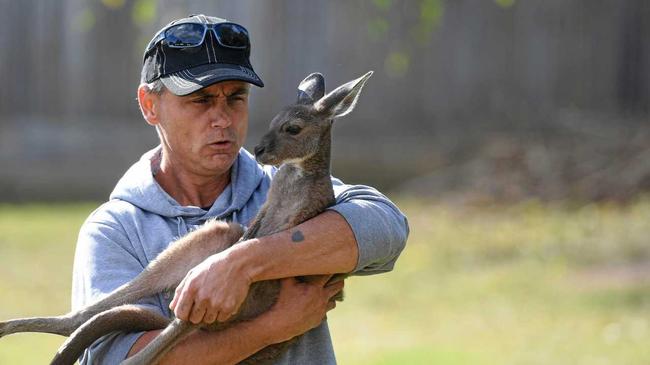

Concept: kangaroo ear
[[314, 71, 373, 119], [296, 73, 325, 104]]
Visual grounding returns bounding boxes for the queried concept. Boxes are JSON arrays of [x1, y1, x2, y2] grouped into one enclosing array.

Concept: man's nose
[[209, 106, 232, 128]]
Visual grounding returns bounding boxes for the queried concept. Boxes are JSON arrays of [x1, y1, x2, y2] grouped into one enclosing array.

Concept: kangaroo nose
[[254, 145, 265, 157]]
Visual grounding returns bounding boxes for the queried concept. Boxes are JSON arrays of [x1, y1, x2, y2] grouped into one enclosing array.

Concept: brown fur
[[51, 305, 170, 365]]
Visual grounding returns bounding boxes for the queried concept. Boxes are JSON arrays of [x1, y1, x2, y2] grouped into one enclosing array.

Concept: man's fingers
[[325, 280, 344, 300], [311, 274, 334, 287], [326, 300, 336, 311], [325, 275, 345, 286], [189, 304, 206, 324], [280, 277, 298, 289], [203, 310, 218, 324], [324, 276, 345, 289], [173, 290, 194, 321], [170, 275, 189, 310], [216, 310, 233, 322]]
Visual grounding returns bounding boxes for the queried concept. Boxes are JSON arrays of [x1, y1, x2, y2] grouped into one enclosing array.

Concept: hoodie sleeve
[[327, 177, 409, 275], [71, 214, 167, 364]]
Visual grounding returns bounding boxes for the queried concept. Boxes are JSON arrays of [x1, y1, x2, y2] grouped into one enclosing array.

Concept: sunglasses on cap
[[145, 21, 250, 53]]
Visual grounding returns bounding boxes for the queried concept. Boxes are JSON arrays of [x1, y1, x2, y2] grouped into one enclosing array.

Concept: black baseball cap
[[141, 14, 264, 96]]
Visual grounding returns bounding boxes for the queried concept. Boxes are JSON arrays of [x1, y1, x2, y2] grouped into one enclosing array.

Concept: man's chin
[[200, 152, 238, 174]]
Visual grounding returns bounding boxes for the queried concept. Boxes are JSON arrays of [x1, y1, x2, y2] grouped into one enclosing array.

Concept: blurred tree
[[1, 0, 649, 201]]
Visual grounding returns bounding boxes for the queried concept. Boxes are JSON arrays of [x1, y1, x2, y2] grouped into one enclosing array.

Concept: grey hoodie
[[72, 147, 408, 364]]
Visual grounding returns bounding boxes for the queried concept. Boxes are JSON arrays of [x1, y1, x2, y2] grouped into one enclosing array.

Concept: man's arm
[[236, 210, 358, 280], [171, 182, 408, 322], [129, 277, 342, 365]]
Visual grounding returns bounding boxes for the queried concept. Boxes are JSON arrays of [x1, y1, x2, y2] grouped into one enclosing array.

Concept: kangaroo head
[[254, 71, 373, 167]]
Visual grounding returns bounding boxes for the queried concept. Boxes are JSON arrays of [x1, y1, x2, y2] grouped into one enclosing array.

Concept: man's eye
[[284, 125, 302, 135], [228, 96, 244, 104], [193, 98, 209, 104]]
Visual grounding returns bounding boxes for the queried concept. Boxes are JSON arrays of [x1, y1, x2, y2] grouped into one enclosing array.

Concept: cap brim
[[161, 63, 264, 96]]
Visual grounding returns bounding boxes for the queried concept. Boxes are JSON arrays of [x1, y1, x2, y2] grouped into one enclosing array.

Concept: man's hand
[[170, 248, 251, 324], [130, 275, 344, 364], [261, 275, 344, 344]]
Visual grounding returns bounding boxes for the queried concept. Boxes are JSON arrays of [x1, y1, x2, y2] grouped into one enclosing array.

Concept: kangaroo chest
[[255, 164, 334, 237]]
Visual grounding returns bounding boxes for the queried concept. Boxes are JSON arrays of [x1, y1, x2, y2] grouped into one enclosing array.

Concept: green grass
[[1, 199, 649, 364], [330, 197, 650, 365], [0, 203, 96, 364]]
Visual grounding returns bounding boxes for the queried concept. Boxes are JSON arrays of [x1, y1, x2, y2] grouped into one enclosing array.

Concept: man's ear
[[138, 84, 161, 126]]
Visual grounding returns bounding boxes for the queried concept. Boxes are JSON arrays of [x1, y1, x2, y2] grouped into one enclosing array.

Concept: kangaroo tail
[[121, 318, 195, 365], [50, 305, 170, 365]]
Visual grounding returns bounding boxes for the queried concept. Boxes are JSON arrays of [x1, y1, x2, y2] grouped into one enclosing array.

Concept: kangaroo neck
[[271, 131, 332, 192], [301, 130, 331, 177]]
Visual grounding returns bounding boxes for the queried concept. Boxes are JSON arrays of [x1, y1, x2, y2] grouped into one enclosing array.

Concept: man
[[72, 14, 408, 364]]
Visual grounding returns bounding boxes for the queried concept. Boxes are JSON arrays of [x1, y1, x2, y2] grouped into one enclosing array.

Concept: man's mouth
[[207, 140, 234, 150]]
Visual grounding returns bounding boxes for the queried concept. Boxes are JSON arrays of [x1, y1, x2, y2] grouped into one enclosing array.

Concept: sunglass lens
[[164, 23, 205, 47], [216, 23, 249, 49]]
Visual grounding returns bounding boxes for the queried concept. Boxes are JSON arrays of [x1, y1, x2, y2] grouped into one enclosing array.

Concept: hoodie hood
[[110, 146, 267, 222]]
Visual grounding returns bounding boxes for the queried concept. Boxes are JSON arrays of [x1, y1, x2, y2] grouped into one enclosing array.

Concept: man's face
[[151, 81, 250, 177]]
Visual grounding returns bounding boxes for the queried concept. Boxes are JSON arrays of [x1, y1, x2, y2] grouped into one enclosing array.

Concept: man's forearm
[[233, 210, 359, 282], [130, 275, 340, 364], [128, 317, 275, 365]]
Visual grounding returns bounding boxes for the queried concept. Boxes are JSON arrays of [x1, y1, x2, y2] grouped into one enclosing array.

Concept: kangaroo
[[0, 71, 373, 365]]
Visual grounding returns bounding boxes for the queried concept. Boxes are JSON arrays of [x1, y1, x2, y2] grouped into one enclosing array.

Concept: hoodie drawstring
[[177, 217, 189, 237]]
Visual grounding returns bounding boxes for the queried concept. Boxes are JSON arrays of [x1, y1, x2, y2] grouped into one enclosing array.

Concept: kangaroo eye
[[284, 125, 302, 135]]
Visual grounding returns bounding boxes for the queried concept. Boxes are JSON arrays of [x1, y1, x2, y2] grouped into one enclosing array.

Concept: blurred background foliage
[[1, 0, 649, 202], [1, 1, 649, 364]]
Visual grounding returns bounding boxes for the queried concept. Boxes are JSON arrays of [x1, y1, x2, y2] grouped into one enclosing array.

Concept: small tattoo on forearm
[[291, 230, 305, 243]]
